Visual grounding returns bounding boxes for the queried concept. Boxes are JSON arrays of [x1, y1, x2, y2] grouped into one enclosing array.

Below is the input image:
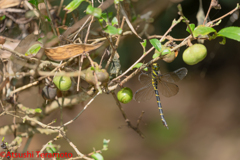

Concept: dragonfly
[[133, 63, 188, 129]]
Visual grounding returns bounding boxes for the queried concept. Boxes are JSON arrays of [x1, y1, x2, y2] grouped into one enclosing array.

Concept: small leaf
[[91, 153, 104, 160], [28, 0, 38, 8], [186, 24, 195, 33], [217, 26, 240, 42], [111, 17, 118, 26], [152, 52, 160, 59], [100, 13, 108, 23], [114, 0, 123, 4], [132, 63, 143, 69], [86, 5, 102, 18], [193, 26, 216, 37], [104, 25, 119, 35], [161, 49, 171, 56], [117, 28, 122, 35], [108, 12, 113, 19], [0, 15, 6, 21], [86, 5, 94, 14], [149, 39, 161, 52], [143, 67, 148, 72], [44, 15, 51, 22], [219, 37, 226, 45], [93, 8, 102, 18], [102, 139, 110, 151], [48, 143, 57, 153], [141, 39, 147, 48], [2, 137, 4, 141], [140, 39, 147, 54], [34, 108, 42, 113], [64, 0, 84, 13], [214, 20, 222, 26], [25, 44, 41, 56]]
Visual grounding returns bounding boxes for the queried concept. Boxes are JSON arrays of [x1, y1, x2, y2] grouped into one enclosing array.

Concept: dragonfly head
[[152, 63, 160, 71]]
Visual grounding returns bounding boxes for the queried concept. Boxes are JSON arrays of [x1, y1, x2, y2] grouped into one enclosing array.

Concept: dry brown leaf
[[0, 0, 21, 9], [44, 42, 104, 61]]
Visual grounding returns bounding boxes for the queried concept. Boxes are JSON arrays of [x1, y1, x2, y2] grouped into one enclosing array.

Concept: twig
[[44, 0, 58, 36], [203, 0, 213, 25], [60, 131, 93, 160], [104, 17, 125, 70], [63, 92, 101, 126], [86, 54, 102, 93], [177, 4, 194, 37], [111, 92, 144, 138], [57, 0, 64, 16], [77, 55, 84, 92], [207, 3, 240, 26]]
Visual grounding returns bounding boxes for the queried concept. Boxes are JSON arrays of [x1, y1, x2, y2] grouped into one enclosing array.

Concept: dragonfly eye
[[152, 63, 159, 70]]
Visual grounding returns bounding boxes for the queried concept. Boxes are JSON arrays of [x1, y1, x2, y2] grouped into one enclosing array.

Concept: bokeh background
[[1, 0, 240, 159]]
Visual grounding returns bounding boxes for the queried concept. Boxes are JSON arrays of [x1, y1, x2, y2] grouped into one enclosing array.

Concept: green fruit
[[183, 44, 207, 65], [53, 76, 72, 91], [117, 87, 133, 104], [91, 153, 104, 160]]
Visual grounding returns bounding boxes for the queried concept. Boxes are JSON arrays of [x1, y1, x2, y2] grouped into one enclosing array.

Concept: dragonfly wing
[[134, 83, 155, 102], [161, 67, 188, 83], [138, 72, 152, 85], [158, 81, 179, 97]]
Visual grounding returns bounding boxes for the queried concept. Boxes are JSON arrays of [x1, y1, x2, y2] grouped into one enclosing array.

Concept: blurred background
[[1, 0, 240, 159]]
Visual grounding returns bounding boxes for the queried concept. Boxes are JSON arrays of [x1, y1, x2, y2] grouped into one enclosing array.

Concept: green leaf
[[217, 26, 240, 42], [117, 28, 122, 34], [48, 143, 57, 153], [92, 8, 102, 18], [111, 17, 118, 26], [114, 0, 123, 4], [102, 139, 110, 151], [161, 49, 171, 56], [0, 15, 6, 21], [193, 26, 216, 37], [149, 39, 162, 52], [219, 37, 226, 45], [132, 63, 148, 71], [86, 5, 94, 14], [152, 52, 160, 59], [25, 44, 41, 56], [64, 0, 84, 13], [186, 23, 195, 33], [86, 5, 102, 18], [141, 39, 147, 48], [34, 108, 42, 113], [91, 153, 104, 160], [44, 15, 50, 22], [140, 39, 147, 54], [28, 0, 38, 8], [132, 63, 143, 69], [100, 13, 108, 23], [104, 25, 119, 35], [2, 137, 4, 141]]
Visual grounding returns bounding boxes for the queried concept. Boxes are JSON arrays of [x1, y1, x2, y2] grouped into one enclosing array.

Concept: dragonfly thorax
[[152, 63, 160, 71]]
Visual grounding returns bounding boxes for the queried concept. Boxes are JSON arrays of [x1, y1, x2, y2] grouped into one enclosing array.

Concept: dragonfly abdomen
[[152, 80, 169, 129]]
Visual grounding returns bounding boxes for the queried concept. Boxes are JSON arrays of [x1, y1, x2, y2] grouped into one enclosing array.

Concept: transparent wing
[[138, 72, 152, 85], [133, 83, 155, 102], [158, 80, 179, 97], [161, 67, 188, 83]]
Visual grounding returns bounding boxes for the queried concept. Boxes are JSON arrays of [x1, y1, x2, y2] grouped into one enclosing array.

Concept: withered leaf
[[44, 42, 104, 61]]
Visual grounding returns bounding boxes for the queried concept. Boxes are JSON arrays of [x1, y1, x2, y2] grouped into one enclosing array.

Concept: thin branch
[[63, 92, 101, 126], [44, 0, 58, 37], [111, 92, 144, 138]]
